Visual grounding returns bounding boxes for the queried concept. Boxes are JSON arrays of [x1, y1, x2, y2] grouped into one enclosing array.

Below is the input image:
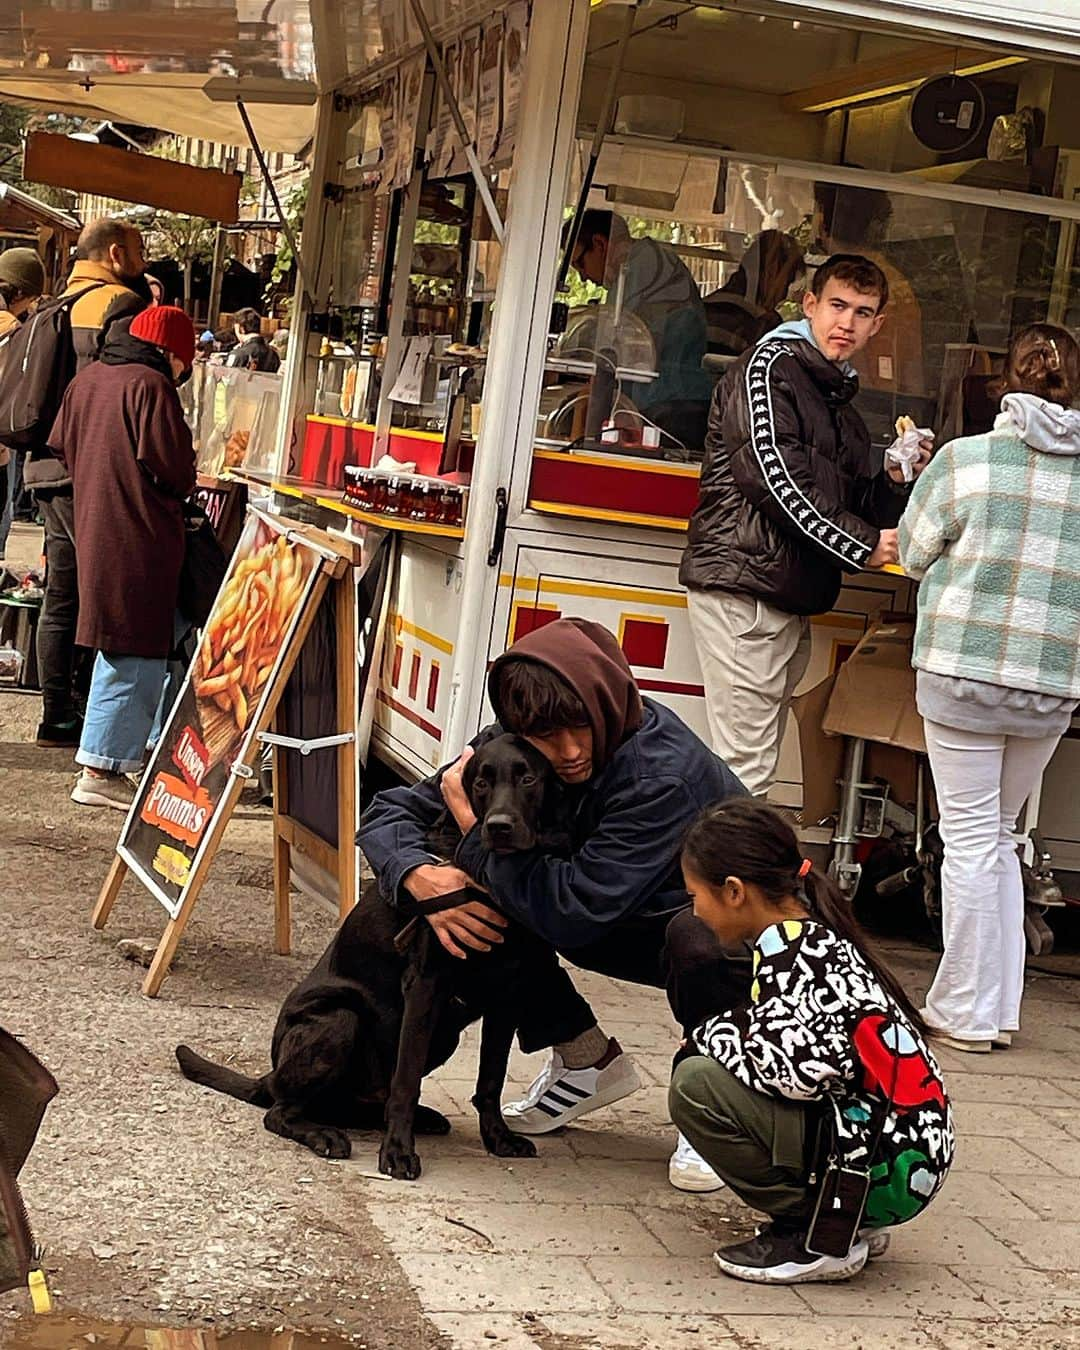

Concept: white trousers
[[687, 590, 812, 797], [923, 719, 1062, 1042]]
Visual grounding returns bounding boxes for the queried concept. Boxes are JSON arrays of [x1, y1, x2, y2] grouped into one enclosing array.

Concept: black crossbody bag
[[805, 1049, 899, 1259]]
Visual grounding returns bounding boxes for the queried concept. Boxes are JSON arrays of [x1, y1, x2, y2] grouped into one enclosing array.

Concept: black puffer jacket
[[679, 336, 904, 616]]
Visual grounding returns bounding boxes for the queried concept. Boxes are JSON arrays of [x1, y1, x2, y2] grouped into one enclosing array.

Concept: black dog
[[176, 734, 565, 1180]]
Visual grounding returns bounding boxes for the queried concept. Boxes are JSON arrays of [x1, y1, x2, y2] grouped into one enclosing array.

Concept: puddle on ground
[[1, 1313, 356, 1350]]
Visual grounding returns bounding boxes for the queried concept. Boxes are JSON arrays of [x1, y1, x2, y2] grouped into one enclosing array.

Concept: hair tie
[[798, 858, 812, 879], [1048, 337, 1061, 370]]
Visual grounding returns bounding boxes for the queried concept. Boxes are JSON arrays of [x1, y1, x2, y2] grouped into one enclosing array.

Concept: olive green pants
[[669, 1055, 814, 1221]]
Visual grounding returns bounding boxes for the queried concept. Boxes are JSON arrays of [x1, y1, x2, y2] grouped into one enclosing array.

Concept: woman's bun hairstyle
[[1005, 323, 1080, 408]]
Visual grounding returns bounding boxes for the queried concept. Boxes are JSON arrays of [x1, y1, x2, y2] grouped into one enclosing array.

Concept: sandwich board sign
[[91, 506, 348, 996]]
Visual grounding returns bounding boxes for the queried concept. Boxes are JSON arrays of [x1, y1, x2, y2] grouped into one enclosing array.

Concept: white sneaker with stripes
[[503, 1044, 642, 1135]]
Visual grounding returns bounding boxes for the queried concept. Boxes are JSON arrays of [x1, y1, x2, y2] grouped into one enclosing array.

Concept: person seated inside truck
[[703, 230, 805, 358], [359, 617, 749, 1194], [565, 210, 712, 456]]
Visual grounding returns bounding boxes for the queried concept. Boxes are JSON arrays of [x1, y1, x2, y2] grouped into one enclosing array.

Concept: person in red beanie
[[46, 304, 198, 809]]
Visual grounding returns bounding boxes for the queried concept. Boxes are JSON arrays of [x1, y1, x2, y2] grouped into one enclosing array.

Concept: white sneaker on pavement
[[669, 1132, 725, 1192], [71, 770, 135, 811], [503, 1040, 641, 1135]]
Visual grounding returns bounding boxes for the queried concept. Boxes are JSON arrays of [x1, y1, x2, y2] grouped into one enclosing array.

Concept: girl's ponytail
[[801, 867, 927, 1035], [683, 798, 927, 1035]]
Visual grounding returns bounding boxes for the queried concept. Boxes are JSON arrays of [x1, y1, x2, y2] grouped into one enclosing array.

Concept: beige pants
[[687, 589, 812, 797]]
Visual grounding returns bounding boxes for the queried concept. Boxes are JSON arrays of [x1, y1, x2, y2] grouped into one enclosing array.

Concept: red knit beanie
[[130, 304, 196, 370]]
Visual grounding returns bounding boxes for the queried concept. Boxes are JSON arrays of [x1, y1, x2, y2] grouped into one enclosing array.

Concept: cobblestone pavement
[[4, 523, 1080, 1348], [360, 944, 1080, 1350]]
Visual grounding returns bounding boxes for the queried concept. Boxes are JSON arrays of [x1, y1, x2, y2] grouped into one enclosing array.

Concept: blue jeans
[[76, 616, 190, 773]]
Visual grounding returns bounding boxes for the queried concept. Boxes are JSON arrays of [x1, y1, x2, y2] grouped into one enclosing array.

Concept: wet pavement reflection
[[2, 1315, 356, 1350]]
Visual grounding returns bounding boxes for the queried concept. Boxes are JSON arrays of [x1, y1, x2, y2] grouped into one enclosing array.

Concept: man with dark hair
[[26, 218, 149, 749], [227, 308, 280, 373], [680, 253, 930, 797], [360, 618, 748, 1192], [563, 209, 711, 451]]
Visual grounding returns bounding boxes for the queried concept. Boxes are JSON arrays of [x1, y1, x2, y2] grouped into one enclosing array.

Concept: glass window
[[542, 141, 1080, 459]]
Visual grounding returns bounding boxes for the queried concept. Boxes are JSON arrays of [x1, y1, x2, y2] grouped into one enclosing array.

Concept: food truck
[[10, 0, 1079, 900], [242, 0, 1080, 888]]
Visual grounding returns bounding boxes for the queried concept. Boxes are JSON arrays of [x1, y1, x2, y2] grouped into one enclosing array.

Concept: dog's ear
[[461, 747, 479, 801]]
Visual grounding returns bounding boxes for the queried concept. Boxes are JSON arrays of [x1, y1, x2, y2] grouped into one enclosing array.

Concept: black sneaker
[[714, 1226, 869, 1284], [36, 718, 82, 749]]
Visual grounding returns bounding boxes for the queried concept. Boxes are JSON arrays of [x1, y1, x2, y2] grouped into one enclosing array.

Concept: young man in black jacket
[[359, 618, 748, 1192], [680, 254, 930, 796]]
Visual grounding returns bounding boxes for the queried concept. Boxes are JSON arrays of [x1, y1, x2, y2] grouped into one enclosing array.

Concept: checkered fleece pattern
[[898, 429, 1080, 698]]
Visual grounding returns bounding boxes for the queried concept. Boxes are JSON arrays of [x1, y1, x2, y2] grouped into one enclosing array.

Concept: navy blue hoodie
[[358, 618, 745, 948]]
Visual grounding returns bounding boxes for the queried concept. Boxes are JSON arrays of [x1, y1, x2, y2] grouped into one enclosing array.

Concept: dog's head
[[462, 734, 559, 853]]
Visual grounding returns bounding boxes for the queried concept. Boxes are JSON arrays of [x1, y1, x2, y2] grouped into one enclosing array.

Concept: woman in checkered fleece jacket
[[898, 324, 1080, 1053]]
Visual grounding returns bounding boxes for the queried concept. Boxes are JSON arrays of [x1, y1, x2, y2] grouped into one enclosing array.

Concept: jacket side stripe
[[745, 344, 870, 567]]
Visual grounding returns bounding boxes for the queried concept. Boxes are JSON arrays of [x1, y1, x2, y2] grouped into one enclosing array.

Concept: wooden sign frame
[[270, 566, 358, 953], [91, 510, 354, 996]]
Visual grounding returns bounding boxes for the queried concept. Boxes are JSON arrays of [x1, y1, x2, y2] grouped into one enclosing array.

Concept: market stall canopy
[[0, 73, 316, 155], [0, 2, 317, 153], [0, 180, 78, 234]]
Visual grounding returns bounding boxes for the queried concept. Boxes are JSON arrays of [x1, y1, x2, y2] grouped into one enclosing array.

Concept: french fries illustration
[[192, 532, 308, 751]]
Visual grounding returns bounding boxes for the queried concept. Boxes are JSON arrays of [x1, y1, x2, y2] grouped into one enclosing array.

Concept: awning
[[0, 73, 317, 155], [0, 181, 79, 233], [725, 0, 1080, 59]]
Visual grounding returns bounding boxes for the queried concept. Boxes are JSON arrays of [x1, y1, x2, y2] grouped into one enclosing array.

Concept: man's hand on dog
[[403, 862, 507, 960], [440, 746, 478, 835]]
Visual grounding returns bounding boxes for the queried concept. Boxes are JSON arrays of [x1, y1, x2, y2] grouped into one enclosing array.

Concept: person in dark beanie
[[227, 307, 280, 373], [0, 247, 46, 560], [46, 305, 196, 810]]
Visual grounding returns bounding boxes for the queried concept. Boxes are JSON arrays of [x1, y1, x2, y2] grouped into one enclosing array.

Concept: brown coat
[[47, 360, 195, 657]]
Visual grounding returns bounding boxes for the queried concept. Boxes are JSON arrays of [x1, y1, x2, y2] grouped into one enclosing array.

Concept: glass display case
[[182, 363, 284, 478]]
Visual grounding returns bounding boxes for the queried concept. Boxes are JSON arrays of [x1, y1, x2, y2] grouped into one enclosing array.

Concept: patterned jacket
[[898, 394, 1080, 700], [680, 332, 905, 616], [695, 920, 953, 1228]]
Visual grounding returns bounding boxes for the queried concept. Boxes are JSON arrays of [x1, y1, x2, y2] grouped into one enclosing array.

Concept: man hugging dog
[[360, 617, 749, 1192]]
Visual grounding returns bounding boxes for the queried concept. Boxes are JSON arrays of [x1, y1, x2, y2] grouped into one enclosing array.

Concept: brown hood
[[489, 618, 643, 772]]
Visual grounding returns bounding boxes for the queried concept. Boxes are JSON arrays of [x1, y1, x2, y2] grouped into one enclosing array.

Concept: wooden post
[[335, 569, 358, 919], [91, 855, 128, 931], [141, 563, 336, 997]]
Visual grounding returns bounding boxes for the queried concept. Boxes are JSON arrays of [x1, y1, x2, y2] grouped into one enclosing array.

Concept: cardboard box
[[792, 616, 922, 824], [821, 616, 925, 754]]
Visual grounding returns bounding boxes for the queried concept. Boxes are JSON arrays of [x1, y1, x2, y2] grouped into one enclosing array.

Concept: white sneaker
[[503, 1040, 641, 1135], [71, 770, 135, 811], [669, 1133, 726, 1192]]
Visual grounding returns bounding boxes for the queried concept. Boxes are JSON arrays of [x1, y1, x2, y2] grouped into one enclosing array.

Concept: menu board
[[118, 509, 324, 917]]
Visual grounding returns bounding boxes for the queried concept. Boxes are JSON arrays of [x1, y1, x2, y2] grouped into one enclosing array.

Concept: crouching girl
[[670, 799, 953, 1285]]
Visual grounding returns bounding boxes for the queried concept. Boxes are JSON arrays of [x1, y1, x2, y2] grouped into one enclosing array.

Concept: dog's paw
[[305, 1127, 352, 1160], [414, 1105, 452, 1136], [482, 1125, 538, 1159], [379, 1139, 422, 1181]]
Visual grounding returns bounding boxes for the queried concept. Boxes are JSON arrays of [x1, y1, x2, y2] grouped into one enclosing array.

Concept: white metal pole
[[373, 168, 424, 456], [442, 0, 591, 754], [270, 91, 344, 478]]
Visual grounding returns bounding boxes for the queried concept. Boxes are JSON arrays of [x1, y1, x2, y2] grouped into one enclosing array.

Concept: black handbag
[[177, 500, 227, 626], [805, 1049, 899, 1259]]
